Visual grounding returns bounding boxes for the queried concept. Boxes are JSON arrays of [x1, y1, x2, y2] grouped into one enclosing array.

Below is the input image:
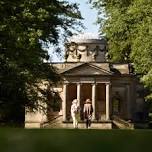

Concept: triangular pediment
[[61, 63, 113, 76]]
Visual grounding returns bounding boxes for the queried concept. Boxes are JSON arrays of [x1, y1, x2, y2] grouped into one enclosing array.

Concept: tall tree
[[0, 0, 82, 124], [90, 0, 152, 101]]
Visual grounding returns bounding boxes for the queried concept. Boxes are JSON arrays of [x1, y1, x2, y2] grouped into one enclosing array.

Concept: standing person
[[83, 99, 93, 129], [71, 99, 79, 129]]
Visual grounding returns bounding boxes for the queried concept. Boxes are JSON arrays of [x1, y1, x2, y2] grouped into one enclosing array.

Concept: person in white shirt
[[71, 99, 79, 128]]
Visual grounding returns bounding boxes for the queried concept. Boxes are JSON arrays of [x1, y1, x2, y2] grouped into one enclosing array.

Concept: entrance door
[[67, 84, 77, 120], [80, 83, 92, 120], [96, 84, 106, 120]]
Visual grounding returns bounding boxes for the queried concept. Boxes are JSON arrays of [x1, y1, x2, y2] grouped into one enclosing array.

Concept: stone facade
[[25, 36, 145, 129]]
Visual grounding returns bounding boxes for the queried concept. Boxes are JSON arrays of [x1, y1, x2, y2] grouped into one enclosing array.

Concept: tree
[[90, 0, 152, 100], [0, 0, 82, 124]]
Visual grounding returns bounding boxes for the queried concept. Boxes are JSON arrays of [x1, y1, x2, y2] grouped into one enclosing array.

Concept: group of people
[[71, 98, 93, 129]]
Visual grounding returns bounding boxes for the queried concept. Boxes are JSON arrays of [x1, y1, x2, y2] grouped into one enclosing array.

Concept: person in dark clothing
[[83, 99, 93, 129]]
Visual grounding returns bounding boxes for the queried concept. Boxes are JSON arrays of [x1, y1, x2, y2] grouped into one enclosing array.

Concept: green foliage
[[0, 0, 82, 124], [90, 0, 152, 100], [46, 85, 62, 112]]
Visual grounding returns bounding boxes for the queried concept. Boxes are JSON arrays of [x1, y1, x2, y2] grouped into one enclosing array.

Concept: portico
[[62, 80, 111, 122]]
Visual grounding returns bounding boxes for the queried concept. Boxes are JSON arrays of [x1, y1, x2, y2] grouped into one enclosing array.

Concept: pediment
[[61, 63, 113, 76]]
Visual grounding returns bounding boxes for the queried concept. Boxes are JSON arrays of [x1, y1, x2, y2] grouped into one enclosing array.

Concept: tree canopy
[[0, 0, 82, 124], [90, 0, 152, 100]]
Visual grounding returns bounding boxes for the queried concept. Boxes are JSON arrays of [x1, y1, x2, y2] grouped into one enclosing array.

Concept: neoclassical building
[[25, 35, 145, 129]]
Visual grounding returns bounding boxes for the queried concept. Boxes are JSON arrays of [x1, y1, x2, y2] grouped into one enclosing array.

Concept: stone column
[[92, 83, 96, 120], [106, 83, 110, 120], [77, 83, 81, 106], [126, 85, 131, 119], [62, 83, 67, 121]]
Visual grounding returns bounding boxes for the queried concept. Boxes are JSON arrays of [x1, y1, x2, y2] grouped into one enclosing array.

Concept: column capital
[[76, 82, 82, 85], [91, 82, 97, 85], [105, 82, 112, 86], [63, 82, 69, 85]]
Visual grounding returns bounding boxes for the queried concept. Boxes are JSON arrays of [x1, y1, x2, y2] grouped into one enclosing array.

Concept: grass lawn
[[0, 129, 152, 152]]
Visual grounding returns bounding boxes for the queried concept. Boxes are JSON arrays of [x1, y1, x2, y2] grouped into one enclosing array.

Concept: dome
[[65, 33, 107, 62], [70, 33, 106, 44]]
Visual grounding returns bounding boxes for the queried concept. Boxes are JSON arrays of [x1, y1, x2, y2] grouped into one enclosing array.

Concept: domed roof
[[65, 33, 107, 63], [69, 33, 106, 44]]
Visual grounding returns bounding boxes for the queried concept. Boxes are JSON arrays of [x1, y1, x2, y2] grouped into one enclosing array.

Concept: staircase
[[43, 115, 131, 129], [112, 116, 134, 129], [42, 116, 112, 129], [42, 115, 64, 128]]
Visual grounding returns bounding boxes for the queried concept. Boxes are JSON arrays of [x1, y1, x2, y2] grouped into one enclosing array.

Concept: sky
[[70, 0, 100, 34], [49, 0, 100, 62]]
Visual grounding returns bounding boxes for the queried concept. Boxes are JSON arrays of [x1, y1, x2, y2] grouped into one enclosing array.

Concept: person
[[71, 99, 79, 129], [83, 99, 93, 129]]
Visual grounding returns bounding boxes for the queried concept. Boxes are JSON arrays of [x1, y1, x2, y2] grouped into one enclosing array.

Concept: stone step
[[112, 116, 134, 129], [44, 118, 112, 129]]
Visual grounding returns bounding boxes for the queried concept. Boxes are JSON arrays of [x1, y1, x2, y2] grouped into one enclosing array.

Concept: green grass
[[0, 129, 152, 152]]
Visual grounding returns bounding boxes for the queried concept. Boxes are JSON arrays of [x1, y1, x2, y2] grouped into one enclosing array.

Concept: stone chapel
[[25, 34, 145, 129]]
